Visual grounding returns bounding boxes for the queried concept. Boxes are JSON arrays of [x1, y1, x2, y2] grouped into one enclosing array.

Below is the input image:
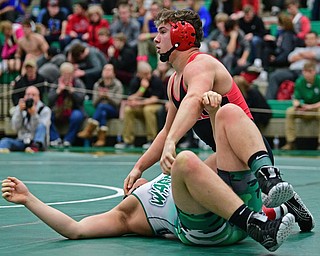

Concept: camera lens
[[25, 98, 34, 109]]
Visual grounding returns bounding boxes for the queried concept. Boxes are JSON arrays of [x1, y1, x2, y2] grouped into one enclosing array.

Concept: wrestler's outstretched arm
[[2, 177, 151, 239]]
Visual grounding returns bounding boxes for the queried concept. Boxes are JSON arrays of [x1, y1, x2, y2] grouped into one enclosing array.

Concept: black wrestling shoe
[[256, 166, 294, 208], [283, 192, 315, 232], [247, 212, 295, 252]]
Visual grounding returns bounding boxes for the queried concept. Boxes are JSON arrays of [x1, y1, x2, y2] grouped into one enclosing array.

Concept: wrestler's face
[[154, 23, 173, 55]]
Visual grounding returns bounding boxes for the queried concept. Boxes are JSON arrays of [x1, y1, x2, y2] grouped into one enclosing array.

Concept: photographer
[[0, 86, 51, 153]]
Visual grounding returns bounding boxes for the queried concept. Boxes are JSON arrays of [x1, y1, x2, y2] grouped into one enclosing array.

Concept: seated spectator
[[37, 0, 68, 48], [205, 12, 229, 58], [77, 64, 124, 147], [286, 0, 311, 47], [136, 1, 160, 63], [217, 18, 251, 75], [66, 41, 107, 93], [37, 0, 71, 21], [48, 62, 86, 147], [114, 61, 165, 149], [0, 86, 51, 153], [14, 18, 49, 66], [233, 75, 272, 129], [96, 27, 114, 57], [281, 61, 320, 150], [265, 31, 320, 99], [107, 32, 137, 87], [0, 21, 23, 75], [238, 4, 268, 64], [110, 2, 140, 50], [11, 58, 47, 106], [60, 0, 89, 49], [261, 12, 297, 70], [82, 5, 109, 49]]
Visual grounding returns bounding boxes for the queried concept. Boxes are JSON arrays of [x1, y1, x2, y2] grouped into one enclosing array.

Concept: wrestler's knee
[[172, 150, 199, 175]]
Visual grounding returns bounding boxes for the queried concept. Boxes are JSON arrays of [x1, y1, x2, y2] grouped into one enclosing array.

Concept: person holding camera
[[0, 86, 52, 153]]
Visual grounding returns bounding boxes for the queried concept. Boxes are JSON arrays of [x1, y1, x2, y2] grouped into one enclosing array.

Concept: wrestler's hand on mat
[[123, 168, 143, 195], [2, 177, 29, 205], [202, 91, 222, 112], [160, 139, 176, 175]]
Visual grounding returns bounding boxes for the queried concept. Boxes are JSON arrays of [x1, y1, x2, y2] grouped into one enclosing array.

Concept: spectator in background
[[205, 12, 229, 58], [82, 5, 109, 49], [48, 62, 86, 147], [37, 0, 68, 48], [0, 86, 51, 153], [187, 0, 212, 38], [11, 59, 47, 106], [110, 2, 140, 50], [0, 21, 23, 75], [77, 64, 123, 147], [66, 42, 107, 94], [281, 61, 320, 150], [266, 31, 320, 99], [286, 0, 311, 47], [14, 18, 49, 66], [96, 27, 114, 58], [217, 18, 251, 75], [38, 0, 71, 20], [238, 4, 267, 64], [115, 61, 165, 150], [60, 1, 89, 49], [233, 75, 272, 129], [107, 32, 137, 87], [261, 12, 297, 70], [136, 1, 160, 63]]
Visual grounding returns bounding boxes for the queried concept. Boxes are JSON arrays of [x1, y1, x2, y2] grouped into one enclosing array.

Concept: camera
[[25, 98, 34, 109]]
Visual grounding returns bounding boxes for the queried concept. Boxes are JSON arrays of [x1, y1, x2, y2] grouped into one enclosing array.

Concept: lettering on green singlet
[[149, 176, 171, 206]]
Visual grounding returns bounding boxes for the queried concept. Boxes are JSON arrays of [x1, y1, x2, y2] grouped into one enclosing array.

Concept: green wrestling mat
[[0, 151, 319, 256]]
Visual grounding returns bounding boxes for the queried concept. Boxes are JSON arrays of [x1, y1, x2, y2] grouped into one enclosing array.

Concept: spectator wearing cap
[[60, 1, 89, 49], [37, 0, 71, 21], [11, 58, 48, 106], [82, 5, 109, 49], [37, 0, 68, 49]]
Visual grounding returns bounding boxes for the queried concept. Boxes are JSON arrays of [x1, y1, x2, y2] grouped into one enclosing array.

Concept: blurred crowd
[[0, 0, 320, 151]]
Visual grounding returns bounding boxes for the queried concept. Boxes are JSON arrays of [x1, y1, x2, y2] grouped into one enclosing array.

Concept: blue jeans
[[0, 123, 47, 151], [93, 103, 118, 126], [50, 109, 85, 144]]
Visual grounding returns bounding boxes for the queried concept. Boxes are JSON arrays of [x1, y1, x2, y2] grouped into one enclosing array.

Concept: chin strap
[[159, 43, 179, 62]]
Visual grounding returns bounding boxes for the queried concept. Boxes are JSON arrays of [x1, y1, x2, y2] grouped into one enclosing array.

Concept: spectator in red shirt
[[60, 1, 89, 49], [96, 27, 114, 58], [82, 5, 109, 49]]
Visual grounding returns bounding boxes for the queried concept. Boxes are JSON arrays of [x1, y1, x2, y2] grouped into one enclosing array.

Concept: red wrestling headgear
[[170, 21, 196, 51]]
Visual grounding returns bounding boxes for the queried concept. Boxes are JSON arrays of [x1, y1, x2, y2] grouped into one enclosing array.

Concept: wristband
[[139, 87, 146, 93]]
